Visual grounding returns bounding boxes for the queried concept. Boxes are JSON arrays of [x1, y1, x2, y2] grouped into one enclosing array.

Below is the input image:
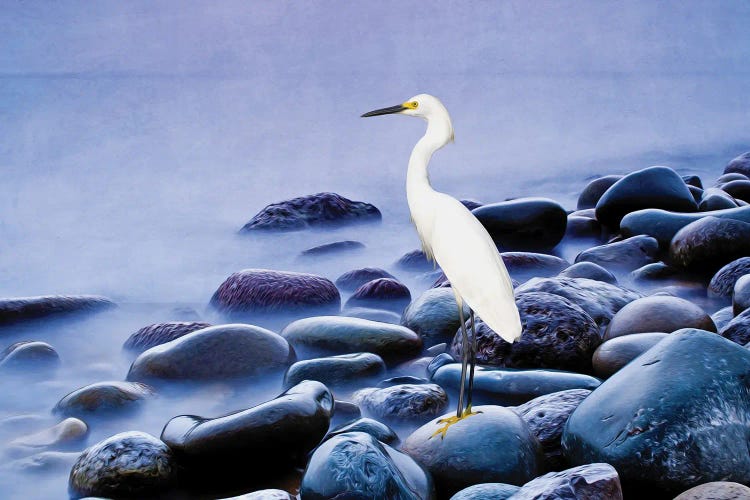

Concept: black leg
[[456, 301, 469, 419], [466, 309, 477, 411]]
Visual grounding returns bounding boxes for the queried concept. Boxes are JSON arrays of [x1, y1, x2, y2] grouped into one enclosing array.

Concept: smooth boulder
[[720, 309, 750, 345], [734, 275, 750, 315], [299, 240, 364, 257], [674, 481, 750, 500], [401, 288, 469, 347], [510, 463, 623, 500], [710, 257, 750, 296], [283, 352, 385, 389], [500, 252, 570, 283], [335, 267, 396, 292], [353, 384, 448, 424], [122, 321, 211, 354], [558, 261, 616, 284], [724, 151, 750, 177], [472, 197, 567, 250], [575, 235, 659, 272], [0, 295, 115, 326], [450, 483, 520, 500], [53, 381, 153, 418], [324, 417, 399, 445], [0, 341, 60, 373], [345, 278, 411, 313], [670, 216, 750, 271], [604, 295, 715, 340], [593, 332, 668, 378], [577, 175, 623, 210]]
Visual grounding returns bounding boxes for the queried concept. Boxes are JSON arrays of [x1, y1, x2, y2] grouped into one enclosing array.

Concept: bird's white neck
[[406, 114, 454, 199]]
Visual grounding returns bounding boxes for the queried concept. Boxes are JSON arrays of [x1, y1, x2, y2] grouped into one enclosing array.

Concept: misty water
[[1, 1, 750, 498]]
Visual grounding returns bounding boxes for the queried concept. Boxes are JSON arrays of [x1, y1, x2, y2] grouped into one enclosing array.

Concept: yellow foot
[[430, 407, 482, 440]]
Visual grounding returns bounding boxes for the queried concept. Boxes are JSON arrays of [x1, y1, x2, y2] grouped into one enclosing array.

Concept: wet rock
[[335, 267, 396, 292], [724, 151, 750, 177], [210, 269, 340, 319], [558, 261, 616, 284], [0, 295, 115, 326], [592, 332, 668, 378], [299, 240, 364, 258], [733, 275, 750, 315], [710, 257, 750, 297], [219, 490, 295, 500], [324, 417, 399, 445], [128, 324, 292, 383], [512, 389, 591, 470], [283, 352, 385, 389], [239, 192, 380, 232], [426, 352, 455, 379], [7, 418, 87, 458], [0, 340, 60, 373], [577, 175, 623, 210], [674, 481, 750, 500], [53, 381, 154, 418], [515, 277, 640, 327], [401, 288, 469, 347], [472, 197, 567, 251], [511, 463, 623, 500], [688, 185, 704, 204], [450, 483, 520, 500], [122, 321, 211, 354], [717, 172, 750, 184], [330, 400, 361, 427], [396, 249, 435, 272], [449, 293, 600, 372], [699, 187, 738, 211], [565, 215, 602, 239], [460, 199, 483, 210], [345, 278, 411, 313], [595, 166, 698, 228], [431, 364, 600, 406], [69, 431, 176, 499], [712, 306, 735, 331], [575, 235, 659, 272], [401, 406, 542, 496], [379, 375, 430, 387], [8, 450, 81, 473], [630, 262, 680, 283], [342, 306, 401, 324], [281, 316, 421, 362], [604, 295, 715, 340], [501, 252, 570, 282], [162, 381, 332, 475], [562, 329, 750, 494], [300, 431, 434, 500], [670, 216, 750, 272], [720, 309, 750, 345], [353, 384, 448, 424], [682, 175, 703, 189]]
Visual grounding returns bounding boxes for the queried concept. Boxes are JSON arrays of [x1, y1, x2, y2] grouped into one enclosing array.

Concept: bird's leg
[[455, 303, 469, 419], [465, 309, 477, 413]]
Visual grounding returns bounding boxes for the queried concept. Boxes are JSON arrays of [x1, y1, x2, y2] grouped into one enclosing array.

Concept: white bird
[[362, 94, 522, 428]]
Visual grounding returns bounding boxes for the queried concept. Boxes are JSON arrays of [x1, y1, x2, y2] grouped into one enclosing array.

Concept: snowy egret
[[362, 94, 522, 428]]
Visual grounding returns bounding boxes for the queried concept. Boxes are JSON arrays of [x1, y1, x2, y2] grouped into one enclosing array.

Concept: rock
[[577, 175, 623, 210], [717, 172, 750, 184], [0, 295, 115, 326], [342, 306, 401, 323], [630, 262, 680, 283], [683, 175, 703, 189], [719, 180, 750, 202], [122, 321, 211, 354], [401, 406, 542, 496], [7, 418, 87, 457], [674, 481, 750, 500], [7, 450, 81, 473], [239, 192, 380, 232], [431, 364, 600, 406], [720, 309, 750, 345], [283, 352, 385, 389], [69, 431, 176, 499], [595, 166, 698, 228], [513, 389, 591, 470], [699, 188, 738, 211], [324, 417, 399, 445], [688, 185, 704, 204], [127, 324, 292, 383], [353, 384, 448, 424], [449, 293, 600, 372], [331, 400, 361, 427], [401, 288, 469, 347], [450, 483, 520, 500], [515, 277, 640, 327], [219, 490, 295, 500], [299, 240, 364, 257], [558, 261, 616, 284], [460, 199, 483, 210], [604, 296, 715, 340], [378, 375, 430, 387], [562, 329, 750, 494], [565, 215, 602, 239], [500, 252, 570, 282], [0, 340, 60, 373], [670, 216, 750, 271], [209, 269, 340, 319], [734, 275, 750, 315], [575, 235, 659, 272], [724, 151, 750, 177], [335, 267, 396, 292], [426, 353, 455, 379], [300, 431, 434, 500], [511, 463, 623, 500], [592, 332, 668, 378], [345, 278, 411, 313], [472, 197, 567, 250], [712, 306, 735, 331], [281, 316, 422, 362], [53, 381, 153, 418], [710, 258, 750, 296], [396, 249, 435, 272], [162, 381, 332, 475]]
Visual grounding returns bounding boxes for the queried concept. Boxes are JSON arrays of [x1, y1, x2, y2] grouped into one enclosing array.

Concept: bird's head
[[362, 94, 454, 142]]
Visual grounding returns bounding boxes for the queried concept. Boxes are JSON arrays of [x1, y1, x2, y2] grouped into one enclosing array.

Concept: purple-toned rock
[[53, 381, 154, 418], [724, 151, 750, 177], [123, 321, 211, 354], [558, 261, 616, 284], [0, 341, 60, 373], [353, 383, 448, 424], [577, 175, 623, 210], [670, 217, 750, 272], [734, 275, 750, 315], [345, 278, 411, 313], [396, 249, 435, 272], [674, 481, 750, 500], [604, 295, 715, 341], [720, 308, 750, 345], [335, 267, 396, 292], [501, 252, 570, 283], [699, 188, 737, 211], [575, 235, 659, 272], [510, 463, 623, 500], [712, 306, 735, 331], [299, 240, 364, 258], [709, 257, 750, 296], [0, 295, 115, 326]]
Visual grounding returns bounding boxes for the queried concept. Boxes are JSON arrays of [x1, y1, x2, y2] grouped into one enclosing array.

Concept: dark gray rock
[[577, 175, 623, 210], [299, 240, 364, 257], [239, 192, 380, 232], [688, 184, 704, 204], [219, 490, 295, 500], [460, 199, 483, 210], [604, 295, 715, 340], [595, 166, 698, 228], [0, 295, 115, 326], [562, 329, 750, 494], [283, 352, 385, 389], [53, 381, 153, 418], [396, 250, 435, 272], [720, 308, 750, 345], [450, 483, 519, 500], [558, 261, 616, 284], [0, 341, 60, 373], [401, 406, 542, 496], [342, 306, 402, 324], [123, 321, 211, 354], [565, 214, 602, 239], [127, 324, 292, 383], [513, 389, 591, 470], [734, 275, 750, 315], [209, 269, 340, 319], [674, 481, 750, 500], [500, 252, 570, 283], [353, 384, 448, 424], [431, 364, 600, 406], [472, 197, 567, 251], [378, 375, 430, 387], [717, 172, 750, 184], [575, 235, 659, 272], [401, 288, 469, 347], [331, 400, 361, 427], [510, 463, 623, 500], [280, 316, 422, 362], [712, 306, 735, 331], [670, 216, 750, 272], [324, 417, 399, 445], [724, 152, 750, 177], [335, 267, 396, 292], [682, 175, 703, 189], [592, 332, 668, 378], [630, 262, 680, 283], [699, 187, 738, 211], [426, 353, 455, 379], [345, 278, 411, 313], [710, 257, 750, 296], [69, 431, 177, 499], [449, 293, 600, 372], [300, 431, 434, 500]]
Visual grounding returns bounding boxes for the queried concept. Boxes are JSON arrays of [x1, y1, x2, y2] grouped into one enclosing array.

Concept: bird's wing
[[428, 193, 522, 343]]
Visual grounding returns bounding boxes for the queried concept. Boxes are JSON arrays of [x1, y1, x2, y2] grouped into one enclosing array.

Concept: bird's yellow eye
[[411, 101, 419, 108], [403, 101, 419, 109]]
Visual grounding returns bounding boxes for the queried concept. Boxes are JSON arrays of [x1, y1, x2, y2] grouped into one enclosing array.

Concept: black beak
[[361, 104, 407, 118]]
